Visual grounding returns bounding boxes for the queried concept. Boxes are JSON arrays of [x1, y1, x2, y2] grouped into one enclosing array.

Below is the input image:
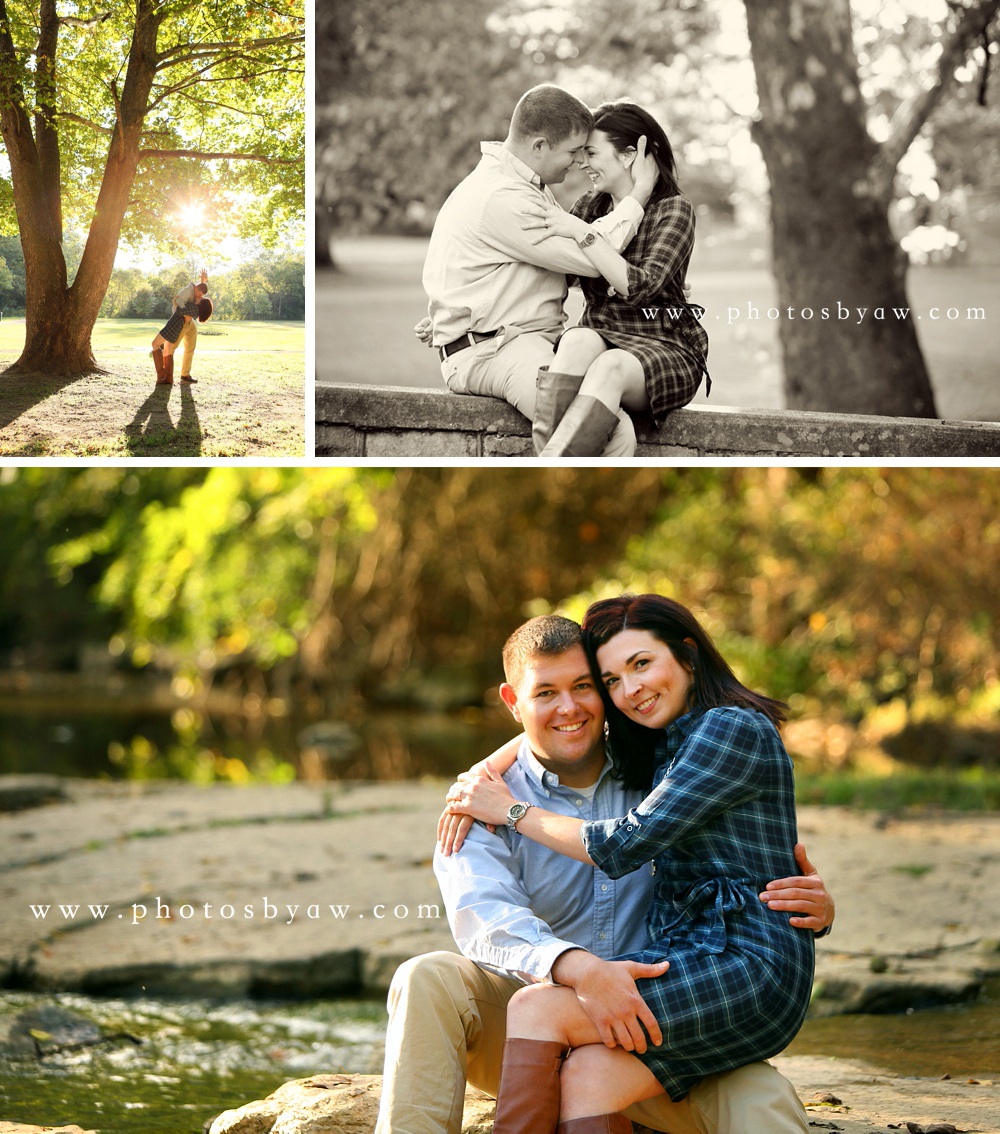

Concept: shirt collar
[[480, 141, 543, 190], [518, 737, 613, 795]]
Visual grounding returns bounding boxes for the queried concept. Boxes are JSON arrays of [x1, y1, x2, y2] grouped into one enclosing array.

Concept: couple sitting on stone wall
[[375, 597, 836, 1134], [416, 84, 709, 457]]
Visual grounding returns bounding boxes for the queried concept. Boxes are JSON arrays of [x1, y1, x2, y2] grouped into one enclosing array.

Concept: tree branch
[[145, 59, 303, 113], [138, 148, 298, 164], [155, 33, 304, 71], [59, 13, 112, 29], [871, 0, 1000, 198]]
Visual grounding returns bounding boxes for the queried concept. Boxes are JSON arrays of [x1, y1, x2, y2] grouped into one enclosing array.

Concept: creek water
[[0, 984, 997, 1134]]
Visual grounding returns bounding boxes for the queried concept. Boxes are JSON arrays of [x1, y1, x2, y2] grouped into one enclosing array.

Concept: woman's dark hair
[[196, 297, 213, 323], [590, 99, 680, 209], [582, 593, 787, 792]]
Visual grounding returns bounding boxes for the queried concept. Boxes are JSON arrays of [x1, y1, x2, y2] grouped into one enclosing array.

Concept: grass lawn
[[318, 234, 999, 422], [0, 319, 305, 457]]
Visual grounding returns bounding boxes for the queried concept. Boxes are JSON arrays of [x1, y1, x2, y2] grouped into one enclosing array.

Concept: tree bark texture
[[0, 0, 162, 375], [744, 0, 938, 417]]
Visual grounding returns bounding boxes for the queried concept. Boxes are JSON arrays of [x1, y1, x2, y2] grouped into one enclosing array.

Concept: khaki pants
[[177, 317, 197, 378], [439, 330, 636, 457], [375, 952, 810, 1134]]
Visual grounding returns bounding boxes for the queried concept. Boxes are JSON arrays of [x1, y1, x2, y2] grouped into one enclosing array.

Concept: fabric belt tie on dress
[[439, 330, 499, 361], [651, 876, 750, 956]]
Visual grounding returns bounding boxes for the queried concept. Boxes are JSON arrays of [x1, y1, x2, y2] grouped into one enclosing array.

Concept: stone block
[[483, 435, 533, 457], [364, 430, 480, 457], [314, 424, 361, 457]]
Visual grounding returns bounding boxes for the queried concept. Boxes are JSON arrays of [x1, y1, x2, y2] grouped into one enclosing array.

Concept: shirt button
[[601, 884, 608, 892], [599, 932, 607, 940], [626, 825, 634, 831], [575, 798, 584, 806]]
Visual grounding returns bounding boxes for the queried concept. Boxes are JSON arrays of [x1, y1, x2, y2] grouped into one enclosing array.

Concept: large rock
[[205, 1075, 497, 1134]]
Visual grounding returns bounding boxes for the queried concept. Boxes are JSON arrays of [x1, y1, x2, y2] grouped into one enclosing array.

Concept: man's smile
[[552, 720, 588, 733]]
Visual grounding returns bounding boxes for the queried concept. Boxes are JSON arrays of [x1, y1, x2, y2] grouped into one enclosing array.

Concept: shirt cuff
[[580, 814, 644, 878]]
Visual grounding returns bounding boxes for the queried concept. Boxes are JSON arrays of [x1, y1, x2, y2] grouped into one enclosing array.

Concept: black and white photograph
[[317, 0, 999, 457]]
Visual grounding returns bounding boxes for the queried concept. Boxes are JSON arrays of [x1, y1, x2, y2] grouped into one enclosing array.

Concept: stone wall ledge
[[315, 382, 1000, 458]]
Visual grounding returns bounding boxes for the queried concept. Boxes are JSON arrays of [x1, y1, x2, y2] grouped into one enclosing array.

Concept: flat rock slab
[[3, 779, 1000, 1003], [778, 1054, 1000, 1133], [0, 1126, 96, 1134]]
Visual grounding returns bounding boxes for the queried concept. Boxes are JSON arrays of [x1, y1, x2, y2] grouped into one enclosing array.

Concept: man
[[172, 269, 209, 384], [376, 616, 834, 1134], [422, 84, 656, 455]]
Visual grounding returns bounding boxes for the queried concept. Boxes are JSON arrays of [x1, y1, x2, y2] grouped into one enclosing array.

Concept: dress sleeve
[[620, 196, 695, 307], [581, 709, 769, 878]]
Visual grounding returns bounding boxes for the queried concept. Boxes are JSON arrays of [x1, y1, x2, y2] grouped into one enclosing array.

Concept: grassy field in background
[[317, 233, 999, 423], [0, 319, 305, 457]]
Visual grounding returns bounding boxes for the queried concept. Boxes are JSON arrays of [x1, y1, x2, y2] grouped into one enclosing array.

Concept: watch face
[[508, 804, 526, 820]]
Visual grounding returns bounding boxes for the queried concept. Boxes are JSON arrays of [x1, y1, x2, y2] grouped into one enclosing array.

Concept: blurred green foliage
[[795, 768, 1000, 812], [1, 468, 997, 783]]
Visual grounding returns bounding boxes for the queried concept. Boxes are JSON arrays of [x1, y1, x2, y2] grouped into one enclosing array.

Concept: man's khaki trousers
[[374, 951, 811, 1134], [177, 318, 197, 378]]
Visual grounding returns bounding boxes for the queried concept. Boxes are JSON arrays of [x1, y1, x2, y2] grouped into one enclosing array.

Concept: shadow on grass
[[0, 368, 89, 430], [125, 382, 203, 456]]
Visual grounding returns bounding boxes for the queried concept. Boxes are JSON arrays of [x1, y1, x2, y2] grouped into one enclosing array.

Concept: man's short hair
[[195, 282, 208, 296], [502, 615, 584, 689], [509, 84, 593, 146]]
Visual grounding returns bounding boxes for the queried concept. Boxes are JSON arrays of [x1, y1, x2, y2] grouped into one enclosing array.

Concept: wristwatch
[[577, 232, 597, 249], [506, 801, 533, 832]]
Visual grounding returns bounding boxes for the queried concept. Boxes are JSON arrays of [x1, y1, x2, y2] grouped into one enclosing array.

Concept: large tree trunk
[[0, 0, 162, 377], [744, 0, 938, 417]]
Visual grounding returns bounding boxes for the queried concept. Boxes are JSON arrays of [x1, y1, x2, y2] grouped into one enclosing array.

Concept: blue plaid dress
[[570, 191, 709, 425], [158, 301, 199, 345], [581, 706, 815, 1101]]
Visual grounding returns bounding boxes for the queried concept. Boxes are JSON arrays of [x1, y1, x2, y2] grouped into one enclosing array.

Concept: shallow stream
[[1, 984, 997, 1133]]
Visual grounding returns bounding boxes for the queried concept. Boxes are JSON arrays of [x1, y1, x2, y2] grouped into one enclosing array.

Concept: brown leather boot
[[533, 368, 583, 454], [556, 1114, 632, 1134], [161, 353, 174, 385], [492, 1037, 569, 1134], [151, 347, 165, 383], [538, 395, 620, 457]]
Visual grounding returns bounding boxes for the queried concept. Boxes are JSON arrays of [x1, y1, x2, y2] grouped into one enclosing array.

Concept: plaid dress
[[570, 192, 709, 426], [581, 706, 815, 1101], [158, 301, 199, 345]]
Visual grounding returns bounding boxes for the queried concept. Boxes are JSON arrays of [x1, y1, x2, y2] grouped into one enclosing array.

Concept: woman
[[531, 101, 709, 456], [444, 595, 814, 1134], [151, 295, 213, 385]]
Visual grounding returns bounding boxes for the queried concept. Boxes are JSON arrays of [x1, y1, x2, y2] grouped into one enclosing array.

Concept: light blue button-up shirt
[[433, 738, 655, 984]]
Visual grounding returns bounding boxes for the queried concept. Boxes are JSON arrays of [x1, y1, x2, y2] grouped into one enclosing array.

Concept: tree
[[743, 0, 999, 416], [0, 0, 304, 376]]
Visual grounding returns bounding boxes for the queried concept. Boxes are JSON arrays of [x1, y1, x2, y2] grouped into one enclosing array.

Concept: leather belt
[[439, 330, 499, 361]]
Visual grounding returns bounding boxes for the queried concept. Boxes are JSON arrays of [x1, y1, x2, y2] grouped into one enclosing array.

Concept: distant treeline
[[0, 237, 304, 322]]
